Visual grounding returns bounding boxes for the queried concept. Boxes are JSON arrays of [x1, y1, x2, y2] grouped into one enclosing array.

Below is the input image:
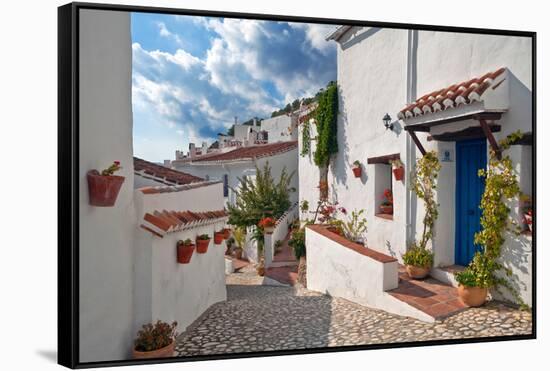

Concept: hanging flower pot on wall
[[222, 228, 231, 239], [87, 167, 125, 206], [214, 231, 224, 244], [393, 166, 405, 181], [196, 234, 211, 254], [258, 217, 276, 234], [351, 160, 362, 178], [177, 240, 195, 264]]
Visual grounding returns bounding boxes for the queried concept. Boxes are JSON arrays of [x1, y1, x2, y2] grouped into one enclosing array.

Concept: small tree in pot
[[133, 320, 178, 359], [454, 253, 493, 307]]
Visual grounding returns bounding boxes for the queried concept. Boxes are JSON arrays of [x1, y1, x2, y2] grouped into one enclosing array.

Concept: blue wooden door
[[455, 138, 487, 266]]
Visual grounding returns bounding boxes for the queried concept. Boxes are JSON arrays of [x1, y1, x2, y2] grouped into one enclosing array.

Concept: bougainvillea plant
[[101, 160, 122, 176], [134, 320, 178, 352]]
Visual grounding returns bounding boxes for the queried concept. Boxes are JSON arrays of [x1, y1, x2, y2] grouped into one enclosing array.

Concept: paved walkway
[[176, 266, 532, 356]]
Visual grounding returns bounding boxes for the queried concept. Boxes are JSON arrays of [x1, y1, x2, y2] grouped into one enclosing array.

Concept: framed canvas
[[58, 2, 536, 368]]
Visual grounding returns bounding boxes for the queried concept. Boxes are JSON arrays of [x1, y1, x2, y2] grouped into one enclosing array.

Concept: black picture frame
[[58, 2, 536, 368]]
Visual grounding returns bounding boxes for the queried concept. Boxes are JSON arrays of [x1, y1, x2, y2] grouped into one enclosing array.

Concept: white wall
[[264, 203, 299, 266], [78, 9, 135, 363], [261, 115, 297, 143], [134, 222, 227, 336]]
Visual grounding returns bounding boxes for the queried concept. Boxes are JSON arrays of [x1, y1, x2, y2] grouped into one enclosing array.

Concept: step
[[387, 266, 467, 320], [431, 265, 465, 288], [268, 260, 298, 268], [265, 266, 298, 286]]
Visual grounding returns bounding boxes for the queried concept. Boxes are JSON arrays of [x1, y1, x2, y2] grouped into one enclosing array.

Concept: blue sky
[[131, 12, 339, 162]]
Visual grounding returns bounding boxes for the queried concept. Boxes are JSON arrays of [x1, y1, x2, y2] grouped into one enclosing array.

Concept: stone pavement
[[176, 266, 532, 356]]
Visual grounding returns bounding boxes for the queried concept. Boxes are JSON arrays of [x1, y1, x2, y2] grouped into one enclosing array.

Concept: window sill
[[375, 213, 394, 220]]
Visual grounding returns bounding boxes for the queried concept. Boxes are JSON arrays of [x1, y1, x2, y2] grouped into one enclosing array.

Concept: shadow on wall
[[493, 232, 531, 304], [340, 27, 382, 51], [332, 85, 351, 191]]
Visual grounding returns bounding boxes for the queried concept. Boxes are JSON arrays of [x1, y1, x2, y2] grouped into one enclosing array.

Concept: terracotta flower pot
[[458, 285, 488, 307], [405, 265, 430, 279], [196, 238, 210, 254], [214, 232, 224, 244], [393, 166, 405, 181], [352, 166, 362, 178], [132, 340, 175, 359], [379, 205, 393, 214], [87, 170, 125, 207], [177, 244, 195, 264], [222, 228, 231, 239]]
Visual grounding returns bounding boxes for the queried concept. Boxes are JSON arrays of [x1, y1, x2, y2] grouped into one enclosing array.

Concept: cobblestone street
[[176, 266, 532, 356]]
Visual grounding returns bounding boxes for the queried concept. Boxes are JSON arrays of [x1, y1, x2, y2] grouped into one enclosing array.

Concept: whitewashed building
[[78, 10, 228, 362], [301, 26, 533, 316], [261, 114, 299, 143], [173, 141, 299, 206]]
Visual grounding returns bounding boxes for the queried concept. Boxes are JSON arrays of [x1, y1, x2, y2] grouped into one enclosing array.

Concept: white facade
[[261, 114, 298, 143], [173, 146, 299, 206], [78, 10, 228, 363], [300, 27, 532, 305]]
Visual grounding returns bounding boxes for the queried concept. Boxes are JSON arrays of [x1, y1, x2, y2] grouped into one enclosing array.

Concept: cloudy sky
[[131, 12, 340, 162]]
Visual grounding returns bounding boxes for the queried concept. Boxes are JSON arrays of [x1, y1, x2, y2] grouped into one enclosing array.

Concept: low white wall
[[264, 203, 299, 266], [134, 221, 227, 336]]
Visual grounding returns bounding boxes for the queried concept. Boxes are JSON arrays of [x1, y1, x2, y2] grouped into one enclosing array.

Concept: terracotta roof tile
[[189, 141, 297, 163], [137, 180, 222, 195], [141, 209, 228, 237], [397, 67, 506, 120], [134, 157, 204, 185]]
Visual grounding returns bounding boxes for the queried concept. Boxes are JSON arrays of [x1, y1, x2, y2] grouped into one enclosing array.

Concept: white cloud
[[288, 23, 338, 55], [156, 21, 183, 46]]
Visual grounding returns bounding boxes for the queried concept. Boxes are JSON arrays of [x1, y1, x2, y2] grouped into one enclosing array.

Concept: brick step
[[265, 266, 298, 286], [388, 265, 467, 320]]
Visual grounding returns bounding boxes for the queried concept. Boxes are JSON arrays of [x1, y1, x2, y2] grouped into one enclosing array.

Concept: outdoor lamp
[[383, 113, 393, 131]]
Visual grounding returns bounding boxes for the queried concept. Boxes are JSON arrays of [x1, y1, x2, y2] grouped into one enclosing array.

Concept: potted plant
[[274, 239, 283, 254], [214, 230, 225, 244], [222, 227, 231, 239], [258, 217, 276, 234], [520, 194, 533, 232], [352, 160, 362, 178], [338, 209, 367, 244], [454, 253, 491, 307], [132, 320, 177, 359], [232, 227, 246, 260], [176, 239, 195, 264], [289, 227, 307, 286], [257, 257, 266, 276], [379, 188, 393, 214], [195, 234, 211, 254], [390, 159, 405, 181], [402, 244, 434, 279], [87, 161, 125, 206], [225, 236, 235, 255]]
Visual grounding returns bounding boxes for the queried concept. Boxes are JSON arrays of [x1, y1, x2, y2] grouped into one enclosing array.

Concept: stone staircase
[[266, 231, 299, 285]]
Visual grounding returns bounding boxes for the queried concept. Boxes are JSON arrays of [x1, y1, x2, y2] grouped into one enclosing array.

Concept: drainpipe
[[405, 29, 418, 249]]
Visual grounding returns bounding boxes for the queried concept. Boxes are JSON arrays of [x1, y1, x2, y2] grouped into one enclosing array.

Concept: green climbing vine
[[411, 151, 442, 249], [313, 81, 338, 168], [301, 120, 310, 157], [459, 130, 526, 307]]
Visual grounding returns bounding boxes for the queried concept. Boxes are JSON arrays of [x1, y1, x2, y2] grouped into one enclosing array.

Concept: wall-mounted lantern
[[383, 113, 394, 131]]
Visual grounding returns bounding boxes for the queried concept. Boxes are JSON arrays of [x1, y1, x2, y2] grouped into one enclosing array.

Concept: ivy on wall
[[313, 82, 338, 168], [301, 120, 310, 157]]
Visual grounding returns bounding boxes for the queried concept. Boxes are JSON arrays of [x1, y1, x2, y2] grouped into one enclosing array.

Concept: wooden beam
[[427, 124, 501, 142], [478, 119, 501, 159], [472, 112, 503, 121], [367, 153, 400, 164], [408, 130, 426, 156]]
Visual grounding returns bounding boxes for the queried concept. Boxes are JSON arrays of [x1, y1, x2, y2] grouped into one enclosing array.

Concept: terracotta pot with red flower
[[258, 217, 276, 234], [196, 234, 211, 254], [379, 188, 394, 215], [520, 195, 533, 232], [352, 160, 362, 178], [214, 231, 225, 244], [390, 159, 405, 181], [177, 239, 195, 264], [132, 320, 177, 359], [87, 161, 124, 206]]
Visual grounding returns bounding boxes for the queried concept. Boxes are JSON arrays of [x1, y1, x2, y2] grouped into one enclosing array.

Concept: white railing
[[264, 202, 299, 267]]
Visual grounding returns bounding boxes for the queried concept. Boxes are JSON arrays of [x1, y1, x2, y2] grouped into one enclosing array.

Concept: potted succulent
[[379, 188, 393, 214], [402, 244, 434, 279], [195, 234, 211, 254], [214, 230, 225, 244], [258, 217, 276, 234], [454, 253, 490, 307], [352, 160, 362, 178], [176, 239, 195, 264], [390, 159, 405, 181], [87, 161, 125, 206], [132, 320, 177, 359]]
